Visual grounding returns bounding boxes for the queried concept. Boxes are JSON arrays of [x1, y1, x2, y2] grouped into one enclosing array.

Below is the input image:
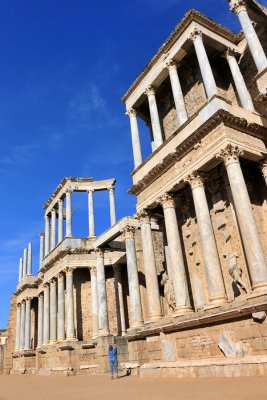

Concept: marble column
[[44, 214, 50, 256], [109, 187, 117, 226], [27, 242, 32, 275], [18, 258, 23, 283], [260, 160, 267, 187], [19, 301, 26, 350], [37, 294, 44, 348], [138, 211, 162, 320], [50, 279, 57, 343], [113, 265, 126, 336], [230, 0, 267, 73], [122, 226, 143, 327], [65, 190, 72, 238], [43, 284, 50, 345], [160, 193, 192, 314], [15, 304, 21, 351], [65, 268, 75, 340], [57, 273, 65, 341], [51, 209, 56, 250], [186, 172, 226, 303], [225, 48, 254, 111], [96, 249, 110, 335], [166, 60, 188, 125], [145, 86, 163, 149], [24, 298, 31, 350], [39, 233, 45, 270], [88, 190, 96, 237], [190, 29, 217, 98], [126, 108, 142, 168], [58, 199, 64, 243], [23, 248, 27, 278], [90, 267, 99, 339], [218, 145, 267, 291]]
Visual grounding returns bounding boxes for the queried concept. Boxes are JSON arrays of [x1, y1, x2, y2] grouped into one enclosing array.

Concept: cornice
[[121, 9, 242, 103], [129, 109, 267, 196]]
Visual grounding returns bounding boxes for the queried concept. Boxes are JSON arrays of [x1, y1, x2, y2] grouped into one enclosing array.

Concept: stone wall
[[3, 294, 17, 374]]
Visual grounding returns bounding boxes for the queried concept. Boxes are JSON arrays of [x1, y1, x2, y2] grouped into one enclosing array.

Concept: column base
[[173, 305, 193, 317], [147, 314, 162, 323], [49, 340, 57, 345], [65, 337, 77, 342]]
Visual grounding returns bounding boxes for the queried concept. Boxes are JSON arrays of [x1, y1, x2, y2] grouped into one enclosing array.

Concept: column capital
[[260, 159, 267, 178], [158, 193, 176, 209], [64, 266, 74, 275], [185, 171, 207, 189], [57, 271, 65, 280], [216, 144, 243, 166], [25, 297, 32, 303], [108, 186, 115, 193], [51, 208, 56, 214], [95, 248, 104, 258], [39, 232, 45, 238], [44, 214, 50, 221], [43, 283, 50, 290], [38, 292, 44, 299], [50, 278, 57, 286], [126, 108, 137, 118], [165, 59, 178, 71], [87, 188, 95, 193], [90, 266, 97, 275], [58, 199, 63, 206], [230, 0, 247, 14], [144, 86, 156, 97], [136, 209, 151, 224], [17, 302, 21, 308], [189, 27, 203, 42], [121, 225, 136, 239], [65, 187, 73, 194], [224, 47, 238, 60]]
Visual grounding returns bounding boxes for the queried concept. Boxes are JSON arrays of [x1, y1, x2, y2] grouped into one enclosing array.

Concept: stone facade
[[3, 0, 267, 379]]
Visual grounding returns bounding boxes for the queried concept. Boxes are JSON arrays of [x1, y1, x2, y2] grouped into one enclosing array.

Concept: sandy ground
[[0, 375, 266, 400]]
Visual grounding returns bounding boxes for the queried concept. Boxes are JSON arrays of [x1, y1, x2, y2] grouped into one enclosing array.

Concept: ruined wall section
[[3, 294, 17, 374]]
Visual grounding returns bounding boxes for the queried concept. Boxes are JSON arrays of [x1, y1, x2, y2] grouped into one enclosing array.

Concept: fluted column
[[51, 209, 56, 250], [44, 215, 50, 256], [126, 108, 142, 168], [159, 193, 192, 314], [65, 268, 75, 340], [19, 301, 26, 350], [88, 190, 96, 237], [39, 233, 45, 270], [50, 279, 57, 343], [24, 298, 31, 350], [145, 86, 163, 149], [138, 211, 162, 321], [22, 248, 27, 278], [190, 29, 217, 98], [65, 190, 72, 238], [122, 226, 143, 327], [230, 0, 267, 73], [43, 284, 50, 345], [90, 267, 99, 339], [218, 145, 267, 291], [166, 60, 188, 125], [18, 258, 23, 283], [225, 48, 254, 111], [37, 294, 44, 348], [15, 304, 21, 351], [58, 199, 64, 243], [186, 172, 226, 303], [260, 160, 267, 187], [96, 249, 109, 335], [27, 242, 32, 275], [109, 187, 117, 226], [113, 265, 126, 336], [57, 273, 65, 341]]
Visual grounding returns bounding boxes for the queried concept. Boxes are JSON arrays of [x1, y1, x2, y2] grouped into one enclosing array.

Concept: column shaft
[[126, 109, 142, 168], [23, 248, 27, 278], [90, 267, 99, 339], [43, 285, 50, 345], [19, 258, 23, 283], [24, 298, 31, 350], [51, 209, 56, 250], [65, 191, 72, 237], [109, 188, 117, 226], [37, 294, 44, 348], [44, 215, 50, 256], [27, 242, 32, 275], [39, 233, 45, 270], [66, 269, 75, 340], [145, 87, 163, 148], [57, 274, 65, 341], [58, 200, 64, 243], [96, 251, 110, 335], [167, 61, 188, 125], [50, 281, 57, 343], [113, 266, 126, 336], [88, 190, 95, 237], [19, 301, 26, 350], [15, 304, 21, 351]]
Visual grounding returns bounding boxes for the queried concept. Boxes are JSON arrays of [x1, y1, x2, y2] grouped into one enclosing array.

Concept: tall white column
[[22, 248, 27, 278], [90, 267, 99, 339], [166, 60, 188, 125], [122, 226, 143, 328], [51, 209, 56, 250], [65, 268, 75, 340], [230, 0, 267, 73], [58, 199, 64, 243], [88, 190, 96, 237], [27, 242, 32, 275], [57, 273, 65, 341], [186, 172, 226, 303], [225, 48, 254, 111], [18, 258, 23, 283], [218, 145, 267, 292], [145, 86, 163, 149], [50, 279, 57, 343], [138, 211, 162, 321], [96, 249, 110, 335], [260, 160, 267, 187], [37, 293, 44, 348], [43, 284, 50, 345], [24, 298, 31, 350], [19, 301, 26, 350], [109, 187, 117, 226], [39, 233, 45, 270], [126, 108, 142, 168], [113, 265, 126, 336], [65, 190, 72, 238], [190, 29, 217, 98], [160, 194, 192, 314], [44, 215, 50, 256], [15, 304, 21, 351]]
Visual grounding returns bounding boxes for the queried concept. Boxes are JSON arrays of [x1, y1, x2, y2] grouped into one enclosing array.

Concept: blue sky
[[0, 0, 266, 328]]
